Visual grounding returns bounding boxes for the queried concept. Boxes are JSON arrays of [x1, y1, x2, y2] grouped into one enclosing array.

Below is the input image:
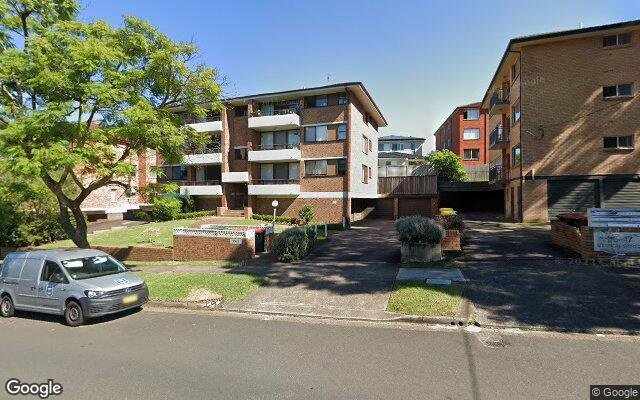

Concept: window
[[603, 83, 634, 98], [172, 166, 187, 180], [512, 101, 521, 124], [463, 128, 481, 140], [603, 32, 632, 47], [463, 149, 480, 160], [234, 105, 248, 117], [369, 138, 373, 153], [304, 125, 329, 142], [337, 159, 347, 176], [337, 124, 347, 140], [463, 108, 480, 120], [411, 142, 416, 151], [362, 136, 369, 154], [234, 147, 247, 160], [391, 143, 404, 151], [305, 160, 328, 176], [315, 96, 328, 107], [378, 143, 384, 151], [41, 261, 64, 282], [512, 146, 522, 166], [362, 165, 369, 183], [603, 135, 634, 149], [338, 93, 347, 105]]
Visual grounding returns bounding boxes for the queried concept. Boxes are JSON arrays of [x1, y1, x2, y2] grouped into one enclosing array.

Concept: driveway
[[223, 219, 401, 319], [459, 214, 640, 333]]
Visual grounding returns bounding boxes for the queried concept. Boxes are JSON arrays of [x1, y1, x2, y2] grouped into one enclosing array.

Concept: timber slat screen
[[378, 175, 438, 195]]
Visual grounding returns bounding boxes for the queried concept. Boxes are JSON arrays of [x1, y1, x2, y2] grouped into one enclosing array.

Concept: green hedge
[[395, 216, 445, 245], [273, 226, 318, 262], [252, 213, 298, 225], [176, 210, 216, 219]]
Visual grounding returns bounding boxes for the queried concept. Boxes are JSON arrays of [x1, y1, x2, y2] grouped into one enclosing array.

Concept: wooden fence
[[378, 175, 438, 195]]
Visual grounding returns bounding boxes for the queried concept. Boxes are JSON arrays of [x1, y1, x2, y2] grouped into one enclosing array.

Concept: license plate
[[122, 294, 139, 305]]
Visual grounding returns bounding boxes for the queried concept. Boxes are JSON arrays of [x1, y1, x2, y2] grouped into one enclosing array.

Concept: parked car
[[0, 249, 148, 326]]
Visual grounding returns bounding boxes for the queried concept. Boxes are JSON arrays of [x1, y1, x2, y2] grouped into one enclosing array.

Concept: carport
[[438, 182, 504, 213]]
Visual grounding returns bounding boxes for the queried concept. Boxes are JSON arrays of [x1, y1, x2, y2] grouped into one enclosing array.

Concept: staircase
[[220, 209, 245, 218]]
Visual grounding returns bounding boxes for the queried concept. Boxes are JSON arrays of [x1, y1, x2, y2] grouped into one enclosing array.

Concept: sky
[[79, 0, 638, 151]]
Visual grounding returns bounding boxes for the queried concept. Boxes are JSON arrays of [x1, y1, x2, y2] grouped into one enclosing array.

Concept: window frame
[[602, 32, 632, 47], [463, 128, 481, 141], [512, 101, 521, 124], [463, 108, 480, 120], [338, 93, 348, 105], [603, 83, 635, 98], [603, 135, 634, 150], [305, 160, 328, 176], [315, 95, 328, 108], [512, 146, 522, 166], [463, 149, 480, 160]]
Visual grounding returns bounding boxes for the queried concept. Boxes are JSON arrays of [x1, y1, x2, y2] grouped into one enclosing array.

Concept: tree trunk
[[58, 203, 90, 248]]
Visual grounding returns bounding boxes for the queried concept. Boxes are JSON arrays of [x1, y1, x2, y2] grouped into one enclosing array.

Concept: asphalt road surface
[[1, 308, 638, 400]]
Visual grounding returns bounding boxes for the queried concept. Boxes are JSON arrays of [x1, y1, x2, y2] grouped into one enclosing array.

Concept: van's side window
[[41, 261, 63, 282]]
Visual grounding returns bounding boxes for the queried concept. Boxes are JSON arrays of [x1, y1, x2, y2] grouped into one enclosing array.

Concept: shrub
[[273, 227, 311, 262], [395, 216, 445, 245], [298, 205, 314, 225], [427, 150, 467, 182], [151, 197, 182, 221], [435, 214, 465, 232], [252, 213, 298, 225]]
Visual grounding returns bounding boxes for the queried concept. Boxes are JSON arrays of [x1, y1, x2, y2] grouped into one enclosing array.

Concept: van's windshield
[[61, 255, 126, 280]]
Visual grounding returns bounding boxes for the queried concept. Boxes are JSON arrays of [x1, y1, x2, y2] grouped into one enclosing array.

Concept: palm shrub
[[273, 227, 310, 262], [395, 216, 446, 245]]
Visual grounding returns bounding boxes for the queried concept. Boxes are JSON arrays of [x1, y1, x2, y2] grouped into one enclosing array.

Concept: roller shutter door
[[547, 180, 599, 218], [602, 179, 640, 208], [373, 198, 394, 219], [398, 198, 433, 218]]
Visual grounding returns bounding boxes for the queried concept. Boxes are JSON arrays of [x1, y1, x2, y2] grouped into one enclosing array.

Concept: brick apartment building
[[482, 19, 640, 222], [156, 82, 386, 224], [434, 103, 488, 166]]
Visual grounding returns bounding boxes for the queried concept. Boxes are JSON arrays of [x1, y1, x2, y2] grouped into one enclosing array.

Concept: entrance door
[[229, 183, 247, 210]]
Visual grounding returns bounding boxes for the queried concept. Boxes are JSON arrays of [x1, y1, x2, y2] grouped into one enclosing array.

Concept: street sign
[[593, 231, 640, 254], [588, 208, 640, 228]]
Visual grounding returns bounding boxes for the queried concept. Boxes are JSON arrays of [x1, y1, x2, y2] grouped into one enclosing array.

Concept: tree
[[426, 150, 467, 182], [0, 0, 221, 247]]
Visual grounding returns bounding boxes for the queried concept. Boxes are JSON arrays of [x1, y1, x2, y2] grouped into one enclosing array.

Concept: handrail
[[490, 89, 510, 109], [174, 180, 221, 186], [185, 115, 221, 123], [251, 179, 300, 185], [184, 141, 221, 154], [252, 143, 300, 150], [250, 108, 299, 117], [489, 125, 509, 146]]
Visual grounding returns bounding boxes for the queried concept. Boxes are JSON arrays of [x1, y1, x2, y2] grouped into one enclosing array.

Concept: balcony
[[489, 125, 510, 150], [489, 163, 509, 184], [177, 180, 223, 196], [489, 89, 510, 116], [186, 115, 223, 133], [248, 179, 301, 196], [248, 144, 301, 162], [182, 142, 222, 165], [221, 171, 249, 183], [248, 109, 300, 131]]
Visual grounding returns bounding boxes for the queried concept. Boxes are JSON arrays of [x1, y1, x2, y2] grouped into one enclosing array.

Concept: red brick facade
[[434, 103, 488, 166]]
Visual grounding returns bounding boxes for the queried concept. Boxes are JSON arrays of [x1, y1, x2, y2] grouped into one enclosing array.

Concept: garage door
[[547, 180, 599, 218], [398, 198, 434, 218], [603, 180, 640, 208], [373, 198, 394, 219]]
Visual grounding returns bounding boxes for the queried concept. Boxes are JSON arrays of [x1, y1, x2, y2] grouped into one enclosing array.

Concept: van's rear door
[[16, 258, 44, 309]]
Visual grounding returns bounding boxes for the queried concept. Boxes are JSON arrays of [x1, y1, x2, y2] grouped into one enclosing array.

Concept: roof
[[481, 19, 640, 107], [8, 248, 111, 262], [433, 101, 483, 135], [378, 151, 424, 159], [379, 135, 426, 142], [223, 82, 388, 127]]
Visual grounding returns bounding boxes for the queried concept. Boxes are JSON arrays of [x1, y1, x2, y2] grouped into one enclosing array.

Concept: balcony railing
[[489, 125, 510, 149], [250, 108, 299, 117], [251, 179, 300, 185], [489, 164, 508, 182], [173, 180, 221, 186], [184, 115, 221, 124], [252, 143, 300, 151], [184, 141, 222, 155], [489, 89, 510, 116]]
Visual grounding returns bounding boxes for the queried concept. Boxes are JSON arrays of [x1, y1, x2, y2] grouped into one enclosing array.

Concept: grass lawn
[[388, 281, 467, 317], [137, 272, 264, 302], [400, 260, 460, 269], [37, 219, 199, 249]]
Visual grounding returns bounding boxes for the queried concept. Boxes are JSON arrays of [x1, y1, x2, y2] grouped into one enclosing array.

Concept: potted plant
[[396, 216, 446, 262]]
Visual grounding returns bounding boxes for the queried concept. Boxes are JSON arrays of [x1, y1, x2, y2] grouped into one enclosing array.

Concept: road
[[1, 309, 639, 400]]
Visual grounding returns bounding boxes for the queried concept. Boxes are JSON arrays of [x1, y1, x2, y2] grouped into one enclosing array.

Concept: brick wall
[[442, 229, 461, 251], [92, 245, 174, 262], [173, 234, 255, 260], [301, 104, 347, 125], [253, 197, 345, 223]]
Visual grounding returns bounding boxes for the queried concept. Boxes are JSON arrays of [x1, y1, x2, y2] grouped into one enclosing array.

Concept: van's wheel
[[1, 295, 15, 318], [64, 300, 84, 327]]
